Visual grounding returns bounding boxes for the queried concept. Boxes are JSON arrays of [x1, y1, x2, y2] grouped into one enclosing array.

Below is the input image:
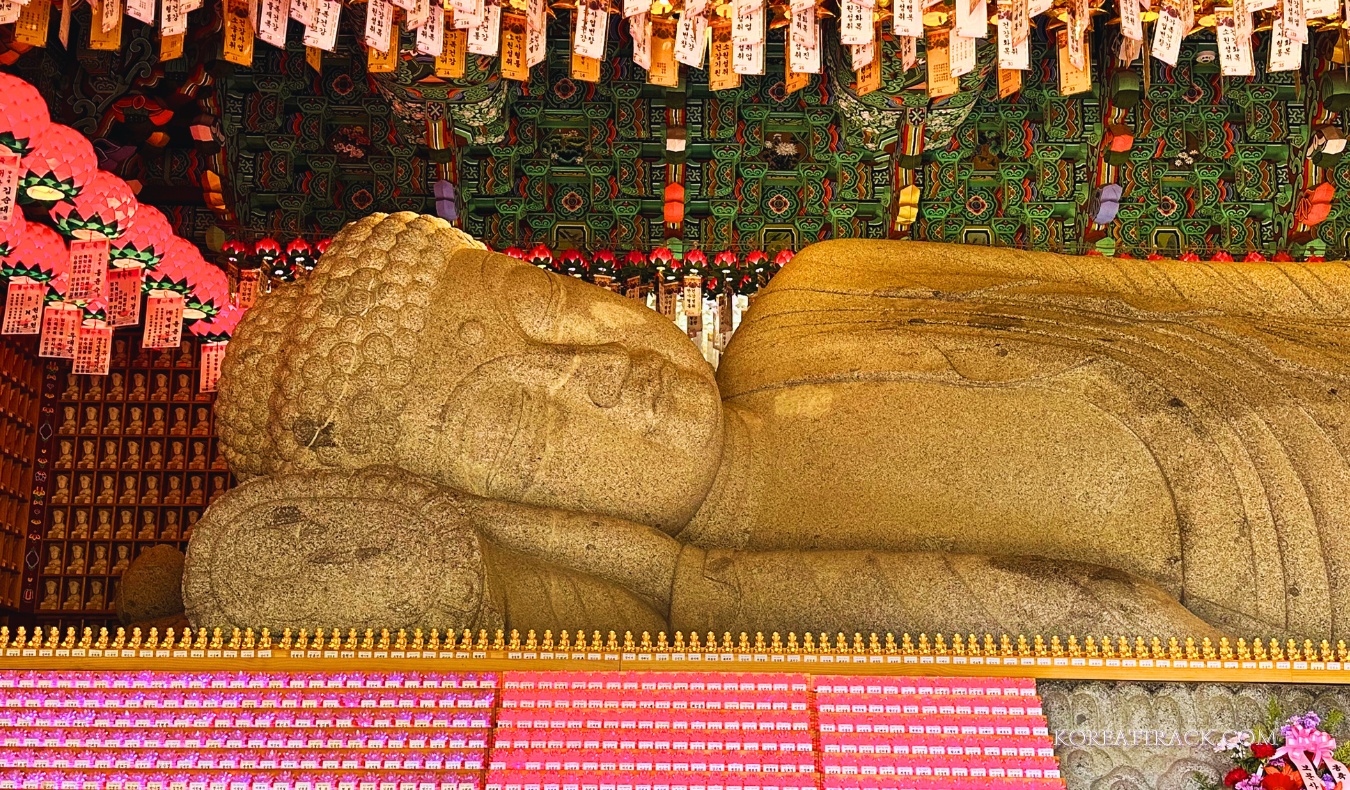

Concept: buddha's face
[[419, 252, 724, 531]]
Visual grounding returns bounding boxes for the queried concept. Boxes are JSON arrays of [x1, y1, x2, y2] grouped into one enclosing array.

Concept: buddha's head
[[183, 467, 497, 631], [217, 213, 724, 532]]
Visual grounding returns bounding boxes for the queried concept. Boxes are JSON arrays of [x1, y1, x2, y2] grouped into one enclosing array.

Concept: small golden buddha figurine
[[412, 629, 425, 651], [242, 628, 255, 650], [144, 628, 158, 650], [95, 628, 109, 650], [395, 629, 407, 651], [111, 628, 126, 650], [129, 628, 142, 650], [78, 628, 92, 649], [209, 628, 223, 650], [311, 629, 325, 651], [378, 629, 391, 651], [258, 628, 271, 649]]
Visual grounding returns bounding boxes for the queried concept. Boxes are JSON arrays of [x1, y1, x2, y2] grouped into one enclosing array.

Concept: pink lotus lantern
[[189, 303, 244, 341], [49, 170, 139, 240], [527, 243, 553, 271], [19, 124, 98, 203], [772, 249, 795, 267], [0, 72, 51, 156], [110, 205, 173, 269], [503, 247, 526, 260], [2, 221, 67, 287], [147, 237, 225, 320], [0, 214, 24, 261]]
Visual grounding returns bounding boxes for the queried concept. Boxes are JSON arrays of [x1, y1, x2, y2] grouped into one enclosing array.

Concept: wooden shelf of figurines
[[0, 337, 40, 612], [35, 336, 232, 620]]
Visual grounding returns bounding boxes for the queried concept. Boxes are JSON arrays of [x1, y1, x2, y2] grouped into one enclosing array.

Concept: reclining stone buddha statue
[[186, 211, 1350, 640]]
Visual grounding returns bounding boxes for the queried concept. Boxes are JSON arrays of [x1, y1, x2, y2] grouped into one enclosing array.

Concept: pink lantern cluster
[[0, 72, 244, 363]]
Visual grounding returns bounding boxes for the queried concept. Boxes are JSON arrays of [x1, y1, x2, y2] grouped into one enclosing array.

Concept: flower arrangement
[[1205, 704, 1350, 790]]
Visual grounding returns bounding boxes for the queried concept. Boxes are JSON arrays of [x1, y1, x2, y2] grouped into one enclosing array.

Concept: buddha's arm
[[720, 240, 1350, 397], [669, 546, 1219, 638], [469, 498, 681, 611]]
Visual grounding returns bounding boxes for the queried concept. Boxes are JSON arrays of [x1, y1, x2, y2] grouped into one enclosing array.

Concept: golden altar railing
[[3, 625, 1350, 684]]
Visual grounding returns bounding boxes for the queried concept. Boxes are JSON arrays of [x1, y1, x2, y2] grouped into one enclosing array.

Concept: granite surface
[[1041, 681, 1350, 790], [188, 220, 1350, 637], [116, 544, 185, 626]]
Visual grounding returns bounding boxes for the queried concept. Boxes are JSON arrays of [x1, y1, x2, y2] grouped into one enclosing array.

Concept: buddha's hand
[[671, 548, 1221, 639], [182, 466, 499, 632]]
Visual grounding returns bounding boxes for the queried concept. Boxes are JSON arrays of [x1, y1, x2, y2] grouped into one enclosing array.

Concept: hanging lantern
[[0, 72, 51, 157], [147, 237, 223, 320], [1243, 251, 1267, 262], [527, 244, 553, 270], [684, 249, 709, 270], [772, 249, 795, 268], [558, 249, 588, 278], [189, 303, 244, 341], [713, 251, 739, 271], [503, 247, 526, 260], [1178, 252, 1201, 262], [0, 215, 24, 261], [221, 239, 251, 270], [285, 239, 316, 274], [2, 221, 67, 286], [315, 238, 331, 256], [110, 205, 173, 270], [49, 170, 139, 241], [19, 125, 98, 204], [1210, 251, 1234, 262], [254, 238, 288, 281], [650, 247, 675, 269]]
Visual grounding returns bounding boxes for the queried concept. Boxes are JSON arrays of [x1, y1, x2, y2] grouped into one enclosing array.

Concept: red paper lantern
[[503, 247, 526, 260], [1210, 251, 1234, 262], [622, 251, 648, 269], [663, 183, 686, 226], [773, 249, 795, 267], [0, 72, 51, 156], [111, 205, 173, 269], [49, 170, 139, 240], [4, 221, 66, 285], [0, 214, 24, 260], [1243, 251, 1267, 262], [1178, 252, 1201, 262], [684, 249, 708, 268], [190, 303, 244, 341], [713, 251, 738, 269], [153, 238, 227, 320], [19, 124, 98, 203]]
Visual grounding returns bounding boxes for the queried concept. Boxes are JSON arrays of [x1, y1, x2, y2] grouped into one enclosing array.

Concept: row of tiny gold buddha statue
[[3, 625, 1350, 664]]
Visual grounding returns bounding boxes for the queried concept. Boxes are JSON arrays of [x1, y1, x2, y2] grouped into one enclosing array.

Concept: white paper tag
[[1281, 0, 1306, 40], [997, 5, 1028, 67], [1215, 7, 1254, 74], [1248, 0, 1276, 10], [673, 5, 707, 66], [38, 302, 80, 358], [364, 0, 393, 50], [106, 266, 143, 327], [453, 0, 481, 26], [0, 152, 17, 224], [893, 0, 921, 35], [68, 240, 109, 302], [850, 37, 874, 67], [623, 0, 648, 16], [527, 0, 546, 64], [257, 0, 289, 46], [898, 32, 917, 69], [0, 0, 21, 26], [466, 0, 500, 54], [161, 0, 185, 34], [1306, 0, 1336, 15], [101, 0, 122, 34], [631, 11, 651, 68], [142, 290, 184, 349], [59, 0, 71, 49], [415, 4, 443, 52], [955, 0, 986, 36], [72, 321, 112, 376], [733, 0, 761, 39], [1151, 3, 1183, 64], [302, 0, 340, 48], [1, 279, 43, 335], [573, 1, 606, 59], [1066, 22, 1084, 67], [1119, 0, 1141, 38], [840, 0, 872, 44], [126, 0, 154, 22], [1027, 0, 1052, 14], [390, 0, 413, 10], [1268, 11, 1302, 69], [788, 4, 818, 72], [406, 0, 429, 30], [732, 31, 761, 73], [949, 30, 976, 75], [290, 0, 313, 27]]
